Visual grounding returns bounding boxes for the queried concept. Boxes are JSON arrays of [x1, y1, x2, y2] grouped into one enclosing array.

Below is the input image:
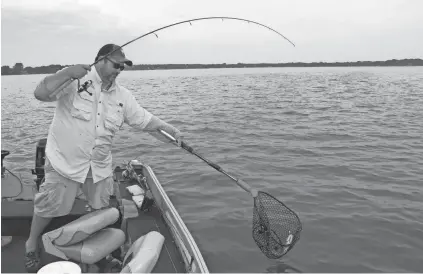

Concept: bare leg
[[25, 214, 52, 252]]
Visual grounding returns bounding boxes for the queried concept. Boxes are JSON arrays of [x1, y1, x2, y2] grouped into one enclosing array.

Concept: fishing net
[[252, 191, 302, 259]]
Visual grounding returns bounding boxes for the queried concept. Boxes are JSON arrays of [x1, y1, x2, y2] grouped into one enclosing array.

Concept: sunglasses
[[106, 58, 125, 70]]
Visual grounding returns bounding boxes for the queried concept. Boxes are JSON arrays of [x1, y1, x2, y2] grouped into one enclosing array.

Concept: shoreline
[[2, 58, 422, 75]]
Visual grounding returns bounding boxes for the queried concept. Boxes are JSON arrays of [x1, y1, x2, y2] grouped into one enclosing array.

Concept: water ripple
[[2, 67, 423, 272]]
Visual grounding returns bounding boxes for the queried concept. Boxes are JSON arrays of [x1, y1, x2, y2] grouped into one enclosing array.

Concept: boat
[[1, 138, 210, 273]]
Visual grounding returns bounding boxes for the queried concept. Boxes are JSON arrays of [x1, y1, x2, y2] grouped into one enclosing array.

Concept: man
[[25, 44, 182, 272]]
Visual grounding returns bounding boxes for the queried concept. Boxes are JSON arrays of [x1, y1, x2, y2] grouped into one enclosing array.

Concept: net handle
[[159, 130, 258, 197]]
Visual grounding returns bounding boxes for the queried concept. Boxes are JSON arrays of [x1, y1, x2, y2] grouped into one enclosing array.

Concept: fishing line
[[94, 16, 296, 65]]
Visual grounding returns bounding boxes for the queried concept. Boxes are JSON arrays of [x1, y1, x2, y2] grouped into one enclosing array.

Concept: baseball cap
[[96, 44, 133, 66]]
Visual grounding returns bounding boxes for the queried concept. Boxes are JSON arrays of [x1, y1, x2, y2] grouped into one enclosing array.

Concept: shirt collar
[[91, 66, 102, 85], [90, 66, 117, 93]]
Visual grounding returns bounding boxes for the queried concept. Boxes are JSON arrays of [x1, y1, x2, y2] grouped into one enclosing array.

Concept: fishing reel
[[76, 79, 93, 96]]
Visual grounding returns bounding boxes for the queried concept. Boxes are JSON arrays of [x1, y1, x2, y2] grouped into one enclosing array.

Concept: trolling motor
[[31, 138, 47, 190]]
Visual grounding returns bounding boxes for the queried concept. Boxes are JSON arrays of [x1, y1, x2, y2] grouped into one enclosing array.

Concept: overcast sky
[[1, 0, 422, 67]]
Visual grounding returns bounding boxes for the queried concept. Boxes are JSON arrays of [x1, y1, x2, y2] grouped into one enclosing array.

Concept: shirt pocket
[[104, 103, 124, 134], [71, 93, 94, 121]]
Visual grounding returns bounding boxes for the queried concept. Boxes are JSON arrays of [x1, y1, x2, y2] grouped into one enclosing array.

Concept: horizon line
[[2, 58, 423, 68]]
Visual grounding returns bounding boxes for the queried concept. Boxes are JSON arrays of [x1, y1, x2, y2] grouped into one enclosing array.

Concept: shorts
[[34, 156, 114, 218]]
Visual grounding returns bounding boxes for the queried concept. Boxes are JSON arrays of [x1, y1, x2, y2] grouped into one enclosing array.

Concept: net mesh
[[252, 191, 302, 259]]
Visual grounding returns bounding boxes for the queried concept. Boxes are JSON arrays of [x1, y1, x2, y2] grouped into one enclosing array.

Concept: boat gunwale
[[143, 164, 210, 273]]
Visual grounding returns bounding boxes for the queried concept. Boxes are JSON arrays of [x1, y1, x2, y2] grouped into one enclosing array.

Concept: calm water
[[1, 67, 423, 272]]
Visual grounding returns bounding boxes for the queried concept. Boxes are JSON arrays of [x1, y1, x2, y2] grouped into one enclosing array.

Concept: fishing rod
[[97, 16, 296, 65], [49, 16, 295, 97]]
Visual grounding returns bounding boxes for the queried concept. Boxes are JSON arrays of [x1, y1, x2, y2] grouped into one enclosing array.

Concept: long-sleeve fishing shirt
[[35, 66, 153, 184]]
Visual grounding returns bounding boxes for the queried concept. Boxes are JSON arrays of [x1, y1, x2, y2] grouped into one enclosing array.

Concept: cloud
[[1, 0, 422, 66], [1, 6, 136, 66]]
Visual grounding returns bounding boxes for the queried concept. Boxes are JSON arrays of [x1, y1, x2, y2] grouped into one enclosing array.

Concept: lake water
[[1, 67, 423, 272]]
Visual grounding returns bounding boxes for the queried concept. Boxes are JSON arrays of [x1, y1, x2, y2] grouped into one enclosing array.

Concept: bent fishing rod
[[49, 16, 295, 97], [106, 16, 296, 56]]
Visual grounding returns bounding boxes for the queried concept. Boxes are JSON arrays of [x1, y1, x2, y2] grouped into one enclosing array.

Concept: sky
[[1, 0, 422, 67]]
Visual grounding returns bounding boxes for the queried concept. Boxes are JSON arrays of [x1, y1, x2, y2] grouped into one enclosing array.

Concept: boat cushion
[[55, 228, 125, 264]]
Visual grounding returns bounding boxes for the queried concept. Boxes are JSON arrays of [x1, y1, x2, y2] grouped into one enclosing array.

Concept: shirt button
[[98, 113, 100, 115]]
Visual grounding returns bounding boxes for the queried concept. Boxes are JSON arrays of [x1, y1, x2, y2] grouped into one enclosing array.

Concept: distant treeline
[[2, 58, 422, 75]]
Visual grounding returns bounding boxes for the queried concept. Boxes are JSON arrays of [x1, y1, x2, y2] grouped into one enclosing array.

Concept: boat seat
[[42, 207, 125, 265], [42, 205, 166, 273], [121, 230, 165, 273]]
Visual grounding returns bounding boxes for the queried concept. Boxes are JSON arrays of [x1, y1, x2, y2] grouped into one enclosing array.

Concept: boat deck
[[1, 170, 186, 273]]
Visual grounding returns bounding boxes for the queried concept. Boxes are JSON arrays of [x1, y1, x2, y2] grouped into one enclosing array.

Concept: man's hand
[[161, 124, 183, 147], [172, 127, 183, 147], [34, 64, 91, 102], [145, 116, 183, 147], [66, 64, 91, 79]]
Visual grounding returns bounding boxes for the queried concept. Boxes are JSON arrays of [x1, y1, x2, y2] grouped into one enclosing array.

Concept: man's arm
[[144, 116, 183, 147], [124, 91, 183, 146], [34, 65, 91, 102]]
